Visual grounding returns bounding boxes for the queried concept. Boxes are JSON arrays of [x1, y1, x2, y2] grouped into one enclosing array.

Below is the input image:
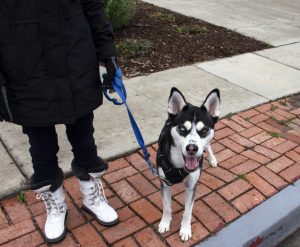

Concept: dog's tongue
[[185, 157, 198, 171]]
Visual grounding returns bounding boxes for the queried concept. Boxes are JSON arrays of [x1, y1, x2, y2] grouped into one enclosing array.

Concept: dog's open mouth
[[183, 156, 200, 172]]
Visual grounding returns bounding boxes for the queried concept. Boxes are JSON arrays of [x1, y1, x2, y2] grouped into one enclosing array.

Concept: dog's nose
[[186, 144, 198, 155]]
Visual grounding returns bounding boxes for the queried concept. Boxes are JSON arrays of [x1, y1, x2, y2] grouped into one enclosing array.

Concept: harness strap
[[157, 151, 190, 185]]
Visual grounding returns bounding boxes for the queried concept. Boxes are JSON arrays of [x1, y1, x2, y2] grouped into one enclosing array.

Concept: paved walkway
[[0, 95, 299, 246]]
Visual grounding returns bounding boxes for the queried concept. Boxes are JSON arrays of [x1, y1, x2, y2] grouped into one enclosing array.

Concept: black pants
[[23, 113, 104, 183]]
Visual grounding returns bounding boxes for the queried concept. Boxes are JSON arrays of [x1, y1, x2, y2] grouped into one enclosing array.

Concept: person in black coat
[[0, 0, 120, 242]]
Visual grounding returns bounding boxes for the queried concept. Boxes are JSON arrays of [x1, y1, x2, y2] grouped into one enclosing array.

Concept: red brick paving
[[2, 198, 31, 224], [231, 159, 261, 174], [0, 231, 44, 247], [0, 209, 8, 230], [166, 222, 209, 247], [72, 223, 107, 246], [113, 237, 138, 247], [193, 200, 225, 232], [279, 163, 300, 182], [130, 198, 161, 224], [134, 227, 166, 247], [203, 192, 240, 223], [246, 172, 277, 197], [266, 156, 294, 173], [218, 179, 252, 201], [242, 150, 271, 164], [0, 95, 299, 246], [232, 189, 265, 213]]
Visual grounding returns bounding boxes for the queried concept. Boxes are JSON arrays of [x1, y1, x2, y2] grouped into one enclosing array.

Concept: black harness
[[156, 120, 203, 186], [157, 149, 189, 185]]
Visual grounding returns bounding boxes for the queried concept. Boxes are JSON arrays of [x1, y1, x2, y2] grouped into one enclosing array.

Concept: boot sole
[[82, 205, 119, 226], [45, 211, 68, 243]]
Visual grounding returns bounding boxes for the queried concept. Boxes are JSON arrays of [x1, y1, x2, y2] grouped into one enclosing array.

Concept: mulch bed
[[115, 1, 271, 77]]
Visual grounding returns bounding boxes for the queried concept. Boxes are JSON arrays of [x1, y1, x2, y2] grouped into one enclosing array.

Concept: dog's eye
[[199, 127, 209, 137], [178, 125, 187, 134]]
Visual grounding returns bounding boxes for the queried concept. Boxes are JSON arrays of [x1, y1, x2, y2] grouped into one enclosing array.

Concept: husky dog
[[157, 87, 220, 241]]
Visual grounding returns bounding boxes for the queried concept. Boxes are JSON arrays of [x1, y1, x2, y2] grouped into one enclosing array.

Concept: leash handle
[[102, 69, 158, 177], [102, 69, 126, 105]]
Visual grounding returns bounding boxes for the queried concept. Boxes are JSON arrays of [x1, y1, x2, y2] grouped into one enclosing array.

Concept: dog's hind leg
[[180, 169, 200, 241], [207, 143, 218, 167], [158, 181, 172, 234]]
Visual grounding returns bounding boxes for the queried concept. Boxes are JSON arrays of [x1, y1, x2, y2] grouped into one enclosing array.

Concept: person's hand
[[104, 57, 120, 92]]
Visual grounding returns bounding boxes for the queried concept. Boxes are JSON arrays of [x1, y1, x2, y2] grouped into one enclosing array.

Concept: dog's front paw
[[158, 219, 171, 234], [210, 156, 218, 167], [179, 225, 192, 241]]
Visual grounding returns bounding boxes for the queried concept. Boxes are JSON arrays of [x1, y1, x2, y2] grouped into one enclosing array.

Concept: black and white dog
[[157, 87, 220, 241]]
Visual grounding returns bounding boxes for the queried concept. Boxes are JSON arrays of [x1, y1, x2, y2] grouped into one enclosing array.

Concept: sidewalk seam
[[0, 137, 28, 180], [193, 64, 270, 101], [254, 52, 300, 72]]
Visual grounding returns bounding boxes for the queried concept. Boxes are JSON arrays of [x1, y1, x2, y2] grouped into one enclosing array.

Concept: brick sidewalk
[[0, 94, 300, 247]]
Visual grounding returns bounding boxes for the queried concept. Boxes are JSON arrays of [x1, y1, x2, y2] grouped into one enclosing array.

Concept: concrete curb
[[196, 179, 300, 247]]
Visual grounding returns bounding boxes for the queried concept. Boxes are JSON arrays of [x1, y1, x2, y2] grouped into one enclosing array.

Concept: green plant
[[117, 39, 152, 58], [150, 12, 175, 22], [277, 119, 287, 126], [177, 25, 209, 34], [237, 174, 249, 182], [270, 104, 277, 111], [266, 131, 280, 138], [105, 0, 135, 30], [225, 113, 234, 119], [18, 191, 26, 203], [271, 115, 295, 126]]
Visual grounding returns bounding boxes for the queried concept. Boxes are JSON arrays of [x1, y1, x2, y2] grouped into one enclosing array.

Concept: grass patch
[[237, 174, 249, 182], [18, 191, 26, 203], [117, 39, 153, 58], [270, 104, 278, 111], [280, 117, 296, 126], [177, 25, 209, 34], [266, 131, 281, 138], [271, 115, 296, 126], [150, 12, 175, 22], [224, 113, 234, 120]]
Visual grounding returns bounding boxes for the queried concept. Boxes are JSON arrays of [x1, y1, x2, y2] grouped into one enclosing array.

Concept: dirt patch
[[115, 1, 271, 77]]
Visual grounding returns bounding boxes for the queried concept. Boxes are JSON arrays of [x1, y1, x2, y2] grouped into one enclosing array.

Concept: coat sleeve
[[80, 0, 116, 62]]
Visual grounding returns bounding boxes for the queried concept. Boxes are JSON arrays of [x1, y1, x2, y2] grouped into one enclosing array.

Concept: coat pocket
[[0, 85, 13, 122]]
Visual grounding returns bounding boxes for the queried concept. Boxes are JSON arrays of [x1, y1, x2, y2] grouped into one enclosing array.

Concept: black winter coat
[[0, 0, 116, 126]]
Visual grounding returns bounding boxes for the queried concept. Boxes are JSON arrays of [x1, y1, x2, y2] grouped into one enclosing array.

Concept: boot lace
[[36, 192, 65, 217], [88, 179, 108, 205]]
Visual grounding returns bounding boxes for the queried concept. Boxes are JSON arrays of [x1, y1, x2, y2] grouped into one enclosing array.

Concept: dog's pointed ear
[[202, 89, 220, 119], [168, 87, 187, 115]]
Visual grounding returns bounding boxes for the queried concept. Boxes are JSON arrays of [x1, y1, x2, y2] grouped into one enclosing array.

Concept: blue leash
[[102, 69, 158, 176]]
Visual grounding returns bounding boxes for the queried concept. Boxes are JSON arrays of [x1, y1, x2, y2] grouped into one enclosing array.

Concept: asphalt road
[[278, 228, 300, 247]]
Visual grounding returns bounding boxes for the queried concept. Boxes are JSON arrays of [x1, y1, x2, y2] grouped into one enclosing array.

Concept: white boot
[[35, 185, 67, 243], [79, 172, 119, 226]]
